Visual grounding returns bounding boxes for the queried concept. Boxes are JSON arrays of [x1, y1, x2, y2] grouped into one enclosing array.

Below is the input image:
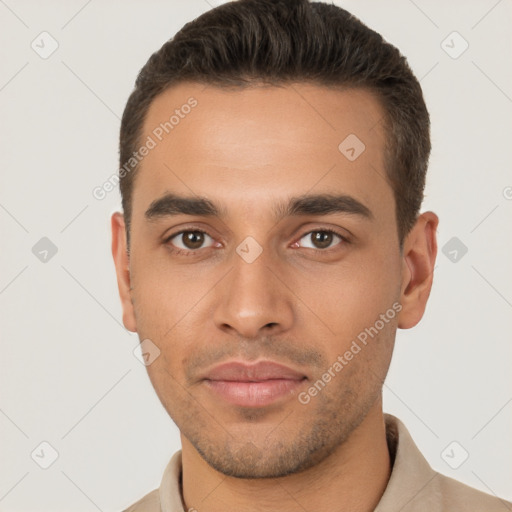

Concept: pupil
[[313, 231, 332, 249], [184, 231, 204, 249]]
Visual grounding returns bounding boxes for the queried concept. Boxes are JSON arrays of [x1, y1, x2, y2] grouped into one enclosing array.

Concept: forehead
[[132, 82, 392, 221]]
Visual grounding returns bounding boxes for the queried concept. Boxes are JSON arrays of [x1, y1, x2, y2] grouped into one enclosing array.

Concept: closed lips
[[202, 360, 307, 382]]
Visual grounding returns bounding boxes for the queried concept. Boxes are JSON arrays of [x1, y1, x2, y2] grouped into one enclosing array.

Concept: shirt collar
[[375, 414, 440, 511]]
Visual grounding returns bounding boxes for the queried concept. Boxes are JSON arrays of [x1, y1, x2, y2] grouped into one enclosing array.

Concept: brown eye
[[168, 230, 214, 252], [298, 230, 344, 250], [311, 231, 333, 249], [182, 231, 205, 249]]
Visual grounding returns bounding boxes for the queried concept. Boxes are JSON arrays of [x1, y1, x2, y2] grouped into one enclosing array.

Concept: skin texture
[[112, 83, 438, 512]]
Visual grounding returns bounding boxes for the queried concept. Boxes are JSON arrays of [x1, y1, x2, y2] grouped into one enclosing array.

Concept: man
[[112, 1, 510, 510]]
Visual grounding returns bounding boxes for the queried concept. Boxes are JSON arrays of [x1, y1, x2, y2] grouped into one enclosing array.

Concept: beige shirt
[[123, 414, 511, 511]]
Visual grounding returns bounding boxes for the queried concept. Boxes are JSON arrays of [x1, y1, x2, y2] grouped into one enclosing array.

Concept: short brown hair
[[119, 0, 430, 247]]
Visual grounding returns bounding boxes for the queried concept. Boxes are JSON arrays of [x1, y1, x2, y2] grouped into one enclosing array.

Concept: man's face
[[119, 83, 405, 477]]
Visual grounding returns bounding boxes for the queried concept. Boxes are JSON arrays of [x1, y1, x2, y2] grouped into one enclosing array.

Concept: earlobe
[[397, 211, 439, 329], [111, 212, 137, 332]]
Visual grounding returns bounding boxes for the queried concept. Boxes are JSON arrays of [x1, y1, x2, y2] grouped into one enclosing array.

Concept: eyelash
[[163, 227, 349, 257]]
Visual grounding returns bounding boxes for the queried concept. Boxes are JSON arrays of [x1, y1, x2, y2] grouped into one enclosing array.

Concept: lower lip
[[204, 378, 305, 407]]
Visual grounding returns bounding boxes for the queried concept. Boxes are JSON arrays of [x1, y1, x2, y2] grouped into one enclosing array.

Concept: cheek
[[131, 255, 205, 326], [130, 261, 218, 367], [297, 251, 401, 343]]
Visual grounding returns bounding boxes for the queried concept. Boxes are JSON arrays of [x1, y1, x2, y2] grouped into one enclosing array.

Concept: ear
[[397, 211, 439, 329], [111, 212, 137, 332]]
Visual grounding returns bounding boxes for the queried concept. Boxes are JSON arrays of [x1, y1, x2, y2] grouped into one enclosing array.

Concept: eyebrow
[[144, 192, 373, 222]]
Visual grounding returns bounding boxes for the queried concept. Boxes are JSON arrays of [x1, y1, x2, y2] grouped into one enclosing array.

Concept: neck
[[180, 401, 392, 512]]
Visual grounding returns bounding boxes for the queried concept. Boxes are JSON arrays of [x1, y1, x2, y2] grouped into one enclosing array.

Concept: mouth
[[204, 378, 307, 407], [201, 360, 308, 407]]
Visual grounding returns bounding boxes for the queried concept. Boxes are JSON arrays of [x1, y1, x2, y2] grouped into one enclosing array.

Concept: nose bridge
[[213, 240, 294, 338]]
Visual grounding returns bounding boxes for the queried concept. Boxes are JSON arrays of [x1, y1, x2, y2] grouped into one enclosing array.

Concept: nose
[[212, 248, 294, 339]]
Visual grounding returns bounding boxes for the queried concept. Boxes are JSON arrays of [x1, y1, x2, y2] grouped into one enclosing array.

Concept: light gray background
[[1, 0, 511, 510]]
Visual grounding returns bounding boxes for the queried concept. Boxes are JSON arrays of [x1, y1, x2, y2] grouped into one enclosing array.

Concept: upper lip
[[202, 361, 307, 382]]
